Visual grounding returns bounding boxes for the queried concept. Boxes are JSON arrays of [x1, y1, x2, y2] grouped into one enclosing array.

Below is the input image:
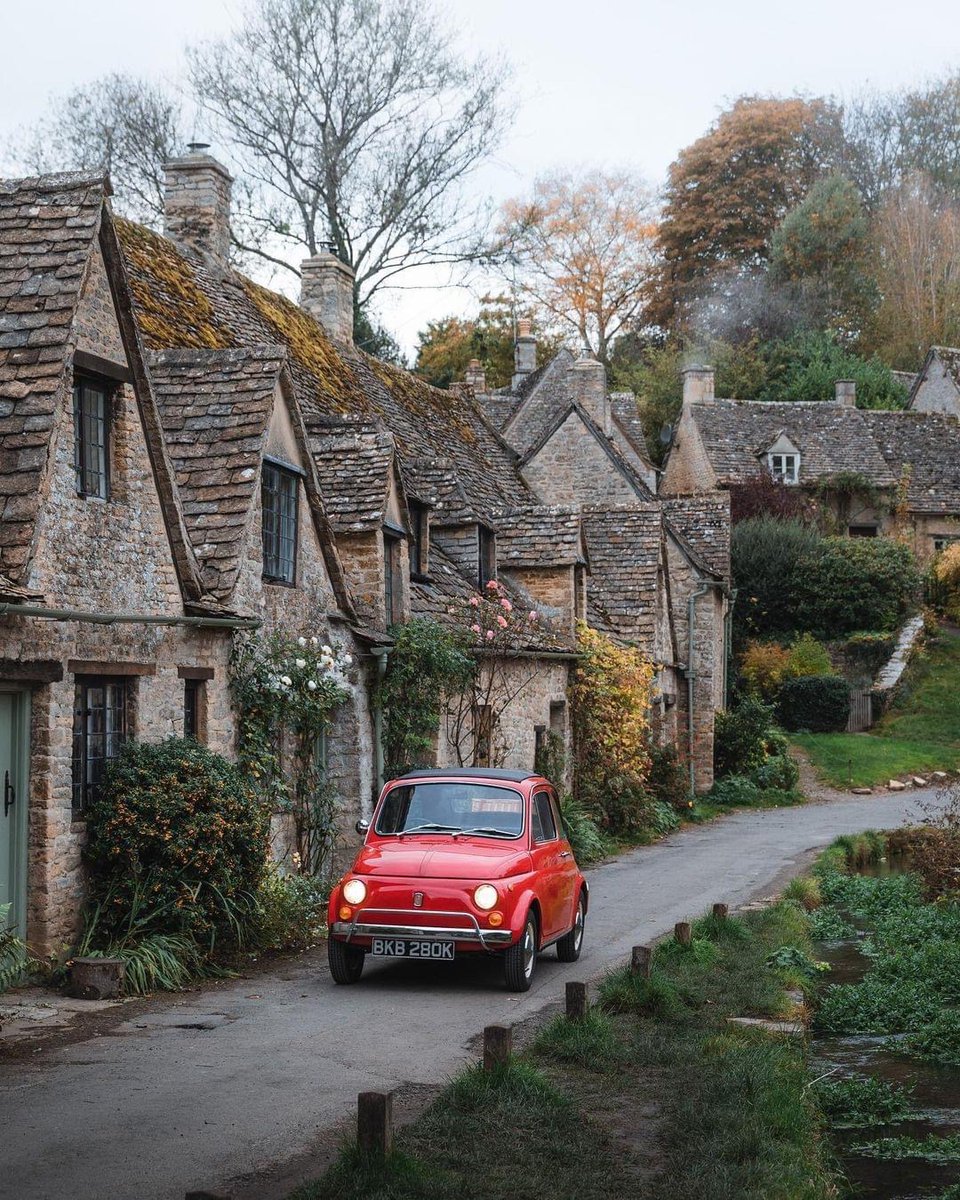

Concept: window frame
[[261, 459, 300, 585], [409, 503, 430, 580], [531, 790, 559, 844], [72, 372, 113, 500], [383, 529, 403, 626], [183, 678, 207, 742], [478, 524, 497, 589], [72, 675, 128, 816], [768, 452, 799, 485]]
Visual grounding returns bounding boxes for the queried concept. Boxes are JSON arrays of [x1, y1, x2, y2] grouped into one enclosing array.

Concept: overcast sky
[[2, 0, 959, 355]]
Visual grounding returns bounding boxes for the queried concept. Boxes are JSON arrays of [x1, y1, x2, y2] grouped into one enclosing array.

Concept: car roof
[[395, 768, 544, 784]]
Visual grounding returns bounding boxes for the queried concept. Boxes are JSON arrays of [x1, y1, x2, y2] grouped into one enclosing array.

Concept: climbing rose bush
[[454, 578, 543, 649]]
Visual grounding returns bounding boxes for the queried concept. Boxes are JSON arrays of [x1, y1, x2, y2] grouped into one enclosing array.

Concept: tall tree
[[650, 96, 842, 331], [7, 74, 182, 226], [414, 296, 565, 389], [495, 169, 658, 363], [769, 174, 876, 338], [190, 0, 510, 303], [864, 175, 960, 368]]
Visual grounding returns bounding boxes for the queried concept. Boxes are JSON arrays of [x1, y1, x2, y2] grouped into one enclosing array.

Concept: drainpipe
[[686, 581, 711, 797], [723, 588, 738, 708], [370, 646, 391, 796]]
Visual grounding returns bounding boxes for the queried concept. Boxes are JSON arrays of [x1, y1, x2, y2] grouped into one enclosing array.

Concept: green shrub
[[253, 868, 328, 952], [708, 775, 762, 806], [84, 737, 270, 949], [786, 633, 834, 678], [777, 676, 851, 732], [802, 537, 919, 635], [557, 794, 609, 864], [714, 695, 776, 777], [752, 752, 800, 790], [732, 517, 822, 639], [646, 740, 691, 809]]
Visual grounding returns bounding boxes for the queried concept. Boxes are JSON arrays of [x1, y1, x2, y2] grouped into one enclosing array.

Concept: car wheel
[[327, 937, 365, 984], [556, 891, 586, 963], [504, 910, 538, 992]]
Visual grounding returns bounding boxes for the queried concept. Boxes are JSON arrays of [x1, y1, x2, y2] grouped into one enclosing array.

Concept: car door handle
[[3, 770, 14, 817], [559, 850, 571, 859]]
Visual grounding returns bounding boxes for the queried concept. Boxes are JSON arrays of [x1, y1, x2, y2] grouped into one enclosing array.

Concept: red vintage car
[[326, 768, 588, 992]]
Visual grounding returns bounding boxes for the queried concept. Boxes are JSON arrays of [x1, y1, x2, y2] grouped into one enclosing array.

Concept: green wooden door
[[0, 693, 27, 933]]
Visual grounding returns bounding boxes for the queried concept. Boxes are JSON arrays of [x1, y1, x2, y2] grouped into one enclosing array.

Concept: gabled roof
[[492, 505, 587, 569], [907, 346, 960, 409], [308, 420, 397, 534], [662, 494, 731, 580], [403, 456, 478, 525], [581, 504, 663, 650], [862, 410, 960, 515], [690, 399, 897, 487], [0, 172, 105, 582], [116, 219, 530, 528], [501, 349, 577, 451], [150, 346, 284, 600]]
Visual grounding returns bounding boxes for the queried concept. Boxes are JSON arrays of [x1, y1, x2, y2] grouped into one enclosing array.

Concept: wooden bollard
[[185, 1193, 231, 1200], [631, 945, 652, 978], [566, 981, 588, 1020], [70, 955, 125, 1000], [483, 1023, 512, 1070], [713, 903, 729, 920], [674, 921, 692, 946], [357, 1091, 393, 1157]]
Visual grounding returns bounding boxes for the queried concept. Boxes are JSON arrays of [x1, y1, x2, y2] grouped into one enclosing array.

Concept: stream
[[812, 871, 960, 1198]]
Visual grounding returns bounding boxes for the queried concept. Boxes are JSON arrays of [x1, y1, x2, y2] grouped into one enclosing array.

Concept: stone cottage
[[662, 366, 960, 564]]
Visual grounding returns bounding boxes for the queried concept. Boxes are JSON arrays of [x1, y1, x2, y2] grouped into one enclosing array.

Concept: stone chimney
[[682, 365, 715, 407], [573, 345, 610, 435], [512, 318, 537, 389], [300, 248, 355, 345], [464, 358, 486, 393], [163, 144, 233, 269], [835, 379, 857, 407]]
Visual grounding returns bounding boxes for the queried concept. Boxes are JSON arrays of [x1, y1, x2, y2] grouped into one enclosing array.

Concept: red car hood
[[354, 838, 532, 880]]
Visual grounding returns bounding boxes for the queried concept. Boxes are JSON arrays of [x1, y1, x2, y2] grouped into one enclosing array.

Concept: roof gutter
[[471, 648, 580, 662], [0, 603, 260, 630]]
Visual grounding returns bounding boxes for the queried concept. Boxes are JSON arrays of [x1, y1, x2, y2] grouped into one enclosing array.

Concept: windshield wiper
[[397, 823, 461, 837], [455, 827, 516, 838]]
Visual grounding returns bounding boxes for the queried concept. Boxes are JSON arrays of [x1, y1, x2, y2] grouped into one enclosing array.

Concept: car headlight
[[473, 883, 498, 910], [342, 878, 367, 905]]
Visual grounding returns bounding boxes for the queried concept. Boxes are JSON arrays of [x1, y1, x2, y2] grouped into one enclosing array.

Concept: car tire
[[327, 937, 365, 984], [504, 910, 538, 992], [556, 891, 586, 963]]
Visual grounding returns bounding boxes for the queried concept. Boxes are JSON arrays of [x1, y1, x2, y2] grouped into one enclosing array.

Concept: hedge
[[777, 676, 851, 732]]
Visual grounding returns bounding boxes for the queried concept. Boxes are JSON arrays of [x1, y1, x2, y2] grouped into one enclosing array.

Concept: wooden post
[[565, 981, 588, 1020], [483, 1024, 512, 1070], [185, 1193, 231, 1200], [712, 903, 729, 920], [674, 921, 692, 946], [357, 1091, 393, 1157], [70, 956, 125, 1000], [631, 945, 652, 978]]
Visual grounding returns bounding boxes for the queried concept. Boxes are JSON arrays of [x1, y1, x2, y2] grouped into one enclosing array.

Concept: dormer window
[[479, 525, 496, 588], [765, 433, 801, 485], [262, 459, 299, 584], [409, 503, 429, 579], [73, 374, 111, 499], [769, 453, 799, 484]]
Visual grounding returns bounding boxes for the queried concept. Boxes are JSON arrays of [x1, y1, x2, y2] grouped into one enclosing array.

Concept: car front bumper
[[331, 909, 514, 949]]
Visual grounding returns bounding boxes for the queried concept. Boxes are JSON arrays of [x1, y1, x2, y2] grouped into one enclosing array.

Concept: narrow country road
[[1, 788, 943, 1200]]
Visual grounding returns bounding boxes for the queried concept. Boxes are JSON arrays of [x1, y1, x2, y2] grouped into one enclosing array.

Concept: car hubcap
[[523, 922, 535, 979], [574, 903, 584, 950]]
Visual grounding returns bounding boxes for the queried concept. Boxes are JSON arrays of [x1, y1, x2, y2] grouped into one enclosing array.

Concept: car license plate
[[370, 938, 455, 960]]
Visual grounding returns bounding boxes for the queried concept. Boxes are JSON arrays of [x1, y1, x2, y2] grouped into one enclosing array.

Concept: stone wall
[[911, 356, 960, 416], [500, 565, 577, 636], [521, 413, 640, 507], [661, 405, 718, 495]]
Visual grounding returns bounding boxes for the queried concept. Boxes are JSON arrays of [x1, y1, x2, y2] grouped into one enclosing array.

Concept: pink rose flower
[[486, 579, 498, 590], [485, 629, 495, 640], [529, 611, 539, 622], [496, 615, 508, 628], [500, 598, 512, 611], [468, 595, 480, 607], [471, 623, 481, 634]]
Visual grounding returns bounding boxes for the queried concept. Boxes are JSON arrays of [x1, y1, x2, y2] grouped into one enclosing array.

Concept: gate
[[847, 688, 873, 733]]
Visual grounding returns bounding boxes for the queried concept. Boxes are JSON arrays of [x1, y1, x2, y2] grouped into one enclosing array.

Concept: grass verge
[[792, 624, 960, 787], [290, 903, 835, 1200]]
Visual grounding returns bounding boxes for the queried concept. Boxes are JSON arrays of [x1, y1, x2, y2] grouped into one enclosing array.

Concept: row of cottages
[[663, 366, 960, 564], [0, 151, 729, 955]]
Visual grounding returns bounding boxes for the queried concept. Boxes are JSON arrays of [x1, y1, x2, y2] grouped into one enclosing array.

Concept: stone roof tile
[[491, 504, 585, 568], [580, 504, 662, 652], [308, 420, 395, 533], [862, 410, 960, 515]]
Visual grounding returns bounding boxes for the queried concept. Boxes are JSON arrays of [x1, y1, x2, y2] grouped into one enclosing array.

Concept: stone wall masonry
[[912, 355, 960, 416], [661, 405, 718, 496], [500, 565, 576, 636], [521, 415, 640, 508], [163, 153, 233, 270]]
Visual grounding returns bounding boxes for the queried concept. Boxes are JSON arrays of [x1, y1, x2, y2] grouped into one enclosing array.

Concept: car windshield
[[375, 782, 525, 839]]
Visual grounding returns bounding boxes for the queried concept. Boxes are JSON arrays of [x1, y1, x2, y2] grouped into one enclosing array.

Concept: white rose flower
[[297, 637, 308, 648], [295, 658, 306, 669], [310, 636, 319, 646], [343, 654, 353, 666], [280, 675, 292, 687], [307, 680, 317, 691], [322, 644, 333, 656]]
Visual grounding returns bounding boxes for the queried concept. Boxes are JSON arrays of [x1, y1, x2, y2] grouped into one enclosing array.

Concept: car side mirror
[[355, 818, 370, 837]]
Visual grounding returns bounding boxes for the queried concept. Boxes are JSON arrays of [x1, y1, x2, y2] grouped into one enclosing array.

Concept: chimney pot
[[300, 252, 355, 346], [512, 319, 537, 389], [163, 149, 233, 270], [573, 348, 610, 434], [682, 365, 715, 406], [835, 379, 857, 406]]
